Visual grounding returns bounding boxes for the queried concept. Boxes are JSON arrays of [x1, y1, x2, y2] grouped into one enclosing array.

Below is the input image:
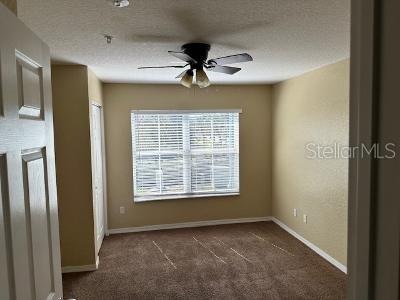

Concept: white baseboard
[[271, 217, 347, 274], [62, 255, 99, 274], [107, 216, 272, 235]]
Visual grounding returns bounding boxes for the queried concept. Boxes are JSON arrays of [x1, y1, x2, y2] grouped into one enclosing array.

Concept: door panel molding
[[22, 148, 55, 300], [16, 50, 44, 120]]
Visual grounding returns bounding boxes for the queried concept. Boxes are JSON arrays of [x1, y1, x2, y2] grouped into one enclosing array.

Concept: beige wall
[[0, 0, 17, 14], [88, 68, 103, 106], [103, 84, 272, 229], [272, 59, 349, 265], [52, 65, 96, 267]]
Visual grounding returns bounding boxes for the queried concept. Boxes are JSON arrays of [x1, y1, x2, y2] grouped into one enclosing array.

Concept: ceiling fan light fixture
[[196, 69, 210, 88], [180, 69, 194, 88], [137, 43, 254, 88]]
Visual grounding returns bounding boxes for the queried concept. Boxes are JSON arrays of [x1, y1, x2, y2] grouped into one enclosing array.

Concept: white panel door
[[0, 4, 62, 300], [92, 104, 104, 254]]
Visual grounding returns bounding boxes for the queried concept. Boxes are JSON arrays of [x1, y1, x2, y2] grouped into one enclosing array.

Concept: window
[[131, 110, 240, 201]]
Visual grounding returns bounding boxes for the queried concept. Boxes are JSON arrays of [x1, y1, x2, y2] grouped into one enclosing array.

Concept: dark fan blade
[[168, 51, 197, 64], [175, 69, 189, 78], [208, 65, 241, 75], [138, 64, 188, 69], [208, 53, 253, 66]]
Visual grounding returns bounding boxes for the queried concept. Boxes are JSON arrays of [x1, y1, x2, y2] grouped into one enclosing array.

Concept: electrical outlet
[[120, 206, 125, 214], [303, 214, 307, 224], [293, 208, 297, 217]]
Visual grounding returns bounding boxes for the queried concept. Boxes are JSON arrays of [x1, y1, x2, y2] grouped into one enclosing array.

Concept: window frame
[[131, 109, 241, 202]]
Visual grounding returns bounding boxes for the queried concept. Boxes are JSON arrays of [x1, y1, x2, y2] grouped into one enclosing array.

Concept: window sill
[[134, 192, 240, 203]]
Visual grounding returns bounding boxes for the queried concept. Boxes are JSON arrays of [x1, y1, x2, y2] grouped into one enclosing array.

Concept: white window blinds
[[131, 110, 240, 201]]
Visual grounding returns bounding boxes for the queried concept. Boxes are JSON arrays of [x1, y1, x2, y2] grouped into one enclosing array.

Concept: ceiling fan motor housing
[[181, 43, 211, 69]]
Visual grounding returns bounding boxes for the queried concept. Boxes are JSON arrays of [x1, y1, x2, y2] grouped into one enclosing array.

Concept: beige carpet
[[62, 221, 346, 299]]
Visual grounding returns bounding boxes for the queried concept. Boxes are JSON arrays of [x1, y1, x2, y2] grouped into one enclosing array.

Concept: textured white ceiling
[[18, 0, 350, 84]]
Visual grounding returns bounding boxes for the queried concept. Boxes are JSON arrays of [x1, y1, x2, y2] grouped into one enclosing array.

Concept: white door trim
[[61, 255, 99, 274], [98, 103, 109, 238], [90, 102, 107, 253]]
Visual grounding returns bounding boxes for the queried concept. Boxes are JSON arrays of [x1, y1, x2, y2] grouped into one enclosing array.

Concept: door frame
[[348, 0, 400, 299], [90, 102, 108, 253], [347, 0, 376, 298]]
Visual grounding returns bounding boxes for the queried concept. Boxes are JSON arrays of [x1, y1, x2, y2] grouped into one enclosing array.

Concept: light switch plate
[[120, 206, 125, 214], [293, 208, 297, 217], [303, 214, 307, 224]]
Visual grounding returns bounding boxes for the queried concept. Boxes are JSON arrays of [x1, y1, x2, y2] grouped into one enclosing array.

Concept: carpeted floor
[[62, 221, 346, 299]]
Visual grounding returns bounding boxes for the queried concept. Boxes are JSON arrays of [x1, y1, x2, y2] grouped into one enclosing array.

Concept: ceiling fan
[[138, 43, 253, 88]]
